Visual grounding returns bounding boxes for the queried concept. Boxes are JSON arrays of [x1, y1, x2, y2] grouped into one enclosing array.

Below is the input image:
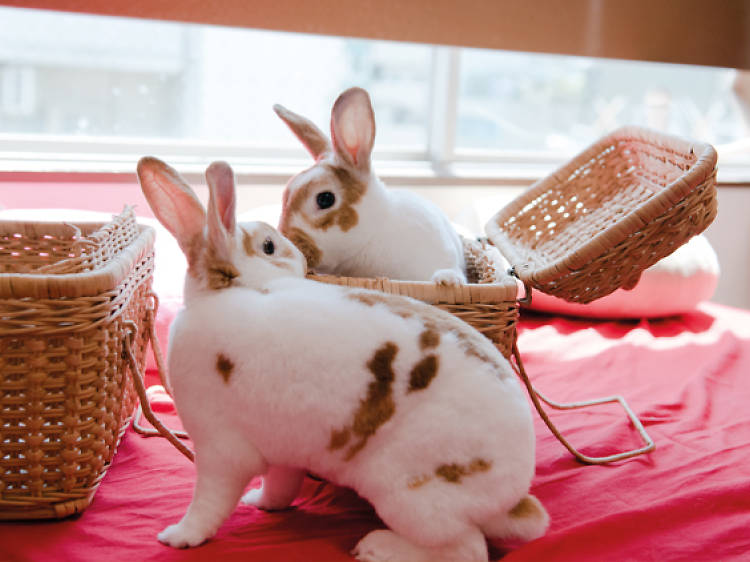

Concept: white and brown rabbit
[[275, 87, 467, 285], [137, 157, 548, 562]]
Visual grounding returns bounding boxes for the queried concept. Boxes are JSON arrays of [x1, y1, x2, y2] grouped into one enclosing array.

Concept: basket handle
[[510, 340, 655, 464], [122, 296, 195, 462], [129, 293, 186, 439]]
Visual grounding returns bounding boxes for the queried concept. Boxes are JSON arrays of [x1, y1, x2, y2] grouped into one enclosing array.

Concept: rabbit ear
[[137, 156, 206, 261], [330, 87, 375, 172], [205, 161, 237, 262], [274, 103, 331, 160]]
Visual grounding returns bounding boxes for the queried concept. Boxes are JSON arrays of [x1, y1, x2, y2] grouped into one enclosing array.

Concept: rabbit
[[274, 86, 468, 286], [136, 157, 548, 562]]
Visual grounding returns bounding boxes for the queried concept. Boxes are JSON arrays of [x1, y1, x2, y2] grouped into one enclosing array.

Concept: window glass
[[457, 48, 747, 154], [2, 6, 748, 166], [0, 7, 432, 149]]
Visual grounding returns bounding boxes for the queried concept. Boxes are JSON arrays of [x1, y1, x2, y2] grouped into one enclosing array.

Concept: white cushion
[[526, 235, 720, 318]]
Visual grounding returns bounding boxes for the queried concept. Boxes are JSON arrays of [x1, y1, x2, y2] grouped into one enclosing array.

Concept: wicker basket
[[485, 126, 718, 304], [312, 237, 520, 359], [0, 208, 155, 519]]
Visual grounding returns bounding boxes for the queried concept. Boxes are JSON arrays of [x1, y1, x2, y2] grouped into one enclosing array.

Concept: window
[[458, 49, 743, 152], [0, 6, 748, 179]]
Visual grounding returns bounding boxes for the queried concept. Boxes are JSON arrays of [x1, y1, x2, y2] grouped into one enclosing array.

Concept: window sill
[[1, 134, 748, 187]]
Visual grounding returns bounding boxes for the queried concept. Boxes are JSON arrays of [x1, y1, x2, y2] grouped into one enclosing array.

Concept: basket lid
[[484, 126, 718, 304]]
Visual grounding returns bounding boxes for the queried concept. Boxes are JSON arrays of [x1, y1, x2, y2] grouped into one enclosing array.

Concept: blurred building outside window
[[0, 6, 748, 179]]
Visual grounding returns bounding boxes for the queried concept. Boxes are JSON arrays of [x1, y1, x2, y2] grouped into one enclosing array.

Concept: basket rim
[[484, 125, 717, 286], [309, 272, 520, 305], [0, 222, 155, 299]]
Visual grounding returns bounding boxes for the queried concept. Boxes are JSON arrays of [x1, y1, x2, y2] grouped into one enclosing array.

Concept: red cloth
[[510, 303, 750, 561], [2, 302, 749, 561]]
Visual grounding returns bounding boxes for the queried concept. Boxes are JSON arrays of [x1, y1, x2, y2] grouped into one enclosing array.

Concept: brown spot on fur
[[331, 342, 398, 461], [313, 211, 337, 231], [216, 353, 234, 384], [347, 291, 507, 376], [407, 474, 433, 489], [436, 463, 464, 483], [335, 206, 359, 232], [509, 496, 541, 519], [348, 292, 412, 319], [435, 458, 493, 484], [184, 235, 204, 275], [455, 334, 496, 366], [327, 165, 363, 193], [206, 256, 239, 290], [419, 329, 440, 350], [183, 231, 238, 291], [407, 355, 438, 392], [241, 228, 256, 257], [286, 227, 322, 269], [328, 428, 351, 450], [270, 257, 299, 273], [284, 164, 366, 236], [279, 244, 296, 259], [348, 291, 394, 307], [320, 164, 367, 233], [469, 458, 492, 472], [347, 291, 413, 320], [282, 183, 311, 224]]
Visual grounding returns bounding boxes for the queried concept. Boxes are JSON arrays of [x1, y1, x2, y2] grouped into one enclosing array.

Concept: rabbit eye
[[316, 191, 335, 210], [262, 237, 275, 255]]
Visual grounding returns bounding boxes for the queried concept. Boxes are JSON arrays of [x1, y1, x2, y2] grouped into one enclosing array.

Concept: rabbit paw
[[431, 268, 465, 287], [240, 487, 292, 511], [353, 529, 488, 562], [353, 530, 429, 562], [157, 521, 211, 549]]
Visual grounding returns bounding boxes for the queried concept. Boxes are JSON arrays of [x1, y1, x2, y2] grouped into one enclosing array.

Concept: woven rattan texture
[[0, 209, 154, 519], [310, 237, 519, 358], [0, 210, 139, 276], [486, 127, 718, 304]]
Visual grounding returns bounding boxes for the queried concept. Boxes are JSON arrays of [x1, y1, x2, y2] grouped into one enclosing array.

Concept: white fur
[[275, 87, 466, 285], [137, 157, 548, 560]]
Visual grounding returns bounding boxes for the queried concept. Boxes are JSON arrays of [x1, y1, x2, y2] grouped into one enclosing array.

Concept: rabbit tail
[[480, 494, 549, 542]]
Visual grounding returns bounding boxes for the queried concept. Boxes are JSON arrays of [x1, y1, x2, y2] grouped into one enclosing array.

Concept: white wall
[[703, 186, 750, 309]]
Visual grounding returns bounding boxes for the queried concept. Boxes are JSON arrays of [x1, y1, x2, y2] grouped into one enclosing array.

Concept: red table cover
[[2, 302, 749, 561]]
